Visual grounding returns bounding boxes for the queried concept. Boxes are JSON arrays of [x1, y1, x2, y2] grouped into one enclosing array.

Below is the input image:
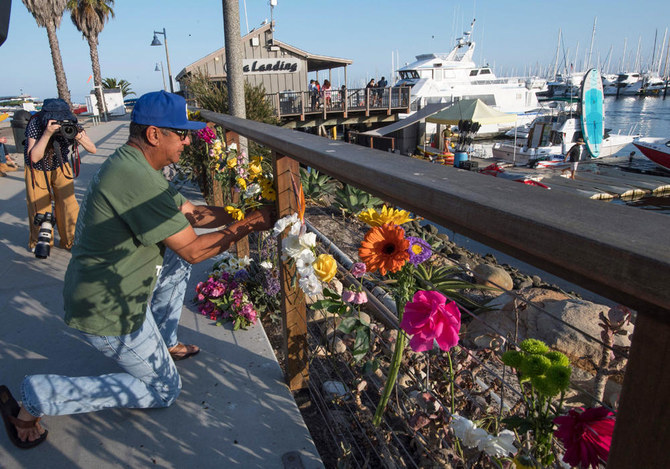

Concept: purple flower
[[406, 236, 432, 265], [262, 273, 281, 296], [350, 262, 367, 278]]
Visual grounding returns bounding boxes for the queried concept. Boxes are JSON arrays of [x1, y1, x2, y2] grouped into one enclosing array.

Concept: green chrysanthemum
[[530, 375, 561, 397], [545, 350, 570, 367], [520, 354, 552, 377], [502, 350, 524, 369], [519, 338, 549, 355], [545, 364, 572, 392]]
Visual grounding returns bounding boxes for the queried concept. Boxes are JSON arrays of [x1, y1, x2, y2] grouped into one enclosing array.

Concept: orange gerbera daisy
[[358, 223, 410, 275]]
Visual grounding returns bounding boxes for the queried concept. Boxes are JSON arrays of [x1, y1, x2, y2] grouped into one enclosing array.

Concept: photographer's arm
[[26, 120, 60, 164], [163, 208, 275, 264], [75, 129, 97, 154]]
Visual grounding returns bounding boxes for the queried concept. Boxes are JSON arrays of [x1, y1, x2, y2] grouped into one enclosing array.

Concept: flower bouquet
[[193, 252, 258, 330]]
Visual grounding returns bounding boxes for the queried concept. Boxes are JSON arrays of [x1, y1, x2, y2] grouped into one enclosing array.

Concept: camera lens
[[59, 123, 78, 140], [33, 212, 54, 259]]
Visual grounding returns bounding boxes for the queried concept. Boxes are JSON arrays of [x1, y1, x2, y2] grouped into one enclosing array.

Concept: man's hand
[[245, 205, 277, 232]]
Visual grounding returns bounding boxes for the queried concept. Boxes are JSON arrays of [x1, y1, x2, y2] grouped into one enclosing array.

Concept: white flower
[[295, 251, 317, 276], [244, 183, 261, 198], [299, 273, 323, 296], [300, 232, 317, 249], [282, 235, 310, 260], [451, 415, 487, 448], [236, 256, 252, 269], [227, 142, 237, 151], [260, 261, 273, 270], [273, 214, 300, 236], [477, 430, 517, 457]]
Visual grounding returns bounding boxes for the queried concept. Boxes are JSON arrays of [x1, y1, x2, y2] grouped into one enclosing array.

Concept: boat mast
[[658, 28, 668, 74], [651, 29, 658, 73], [587, 17, 597, 69], [620, 37, 627, 73], [634, 36, 642, 73], [552, 28, 562, 80], [574, 42, 580, 72], [605, 45, 613, 74]]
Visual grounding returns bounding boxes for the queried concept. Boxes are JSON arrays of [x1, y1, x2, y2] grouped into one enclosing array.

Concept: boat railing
[[198, 108, 670, 468]]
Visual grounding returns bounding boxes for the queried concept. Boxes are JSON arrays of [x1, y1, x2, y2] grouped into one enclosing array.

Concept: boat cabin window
[[399, 70, 420, 80], [666, 141, 670, 148], [469, 70, 479, 76], [479, 69, 492, 75], [549, 131, 562, 145]]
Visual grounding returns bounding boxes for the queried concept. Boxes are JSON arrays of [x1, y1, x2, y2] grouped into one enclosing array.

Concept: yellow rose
[[225, 206, 244, 221], [248, 161, 262, 177], [237, 178, 247, 190], [313, 254, 337, 283], [226, 156, 237, 169]]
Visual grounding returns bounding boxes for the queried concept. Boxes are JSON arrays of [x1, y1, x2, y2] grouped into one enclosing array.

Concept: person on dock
[[376, 76, 387, 105], [564, 137, 585, 180], [0, 91, 276, 449], [322, 79, 332, 109], [366, 78, 377, 106]]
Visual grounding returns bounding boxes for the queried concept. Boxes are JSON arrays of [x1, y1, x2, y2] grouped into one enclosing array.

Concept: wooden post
[[607, 312, 670, 468], [387, 87, 391, 115], [272, 152, 308, 391], [300, 91, 305, 121], [222, 130, 248, 258], [365, 88, 370, 116]]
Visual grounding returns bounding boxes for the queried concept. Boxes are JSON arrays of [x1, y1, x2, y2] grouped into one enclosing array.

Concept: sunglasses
[[163, 128, 190, 141]]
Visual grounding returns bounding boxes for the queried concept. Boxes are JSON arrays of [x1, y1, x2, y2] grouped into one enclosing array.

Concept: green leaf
[[352, 327, 371, 362], [338, 317, 359, 334]]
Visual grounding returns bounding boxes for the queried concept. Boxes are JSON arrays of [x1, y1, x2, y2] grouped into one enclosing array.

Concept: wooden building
[[175, 21, 352, 98]]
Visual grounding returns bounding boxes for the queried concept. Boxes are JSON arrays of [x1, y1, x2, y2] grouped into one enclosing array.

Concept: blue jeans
[[20, 249, 192, 417], [148, 248, 193, 348], [21, 312, 181, 416]]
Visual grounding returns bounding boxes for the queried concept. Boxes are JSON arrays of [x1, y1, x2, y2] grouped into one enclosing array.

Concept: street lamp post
[[155, 62, 166, 91], [151, 28, 174, 93]]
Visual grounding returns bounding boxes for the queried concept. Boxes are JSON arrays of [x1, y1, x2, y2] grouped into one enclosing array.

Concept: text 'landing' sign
[[243, 59, 300, 74]]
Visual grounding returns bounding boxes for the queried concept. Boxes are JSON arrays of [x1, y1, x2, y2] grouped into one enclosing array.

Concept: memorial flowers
[[451, 415, 517, 458], [553, 406, 615, 468], [193, 252, 258, 330], [400, 290, 461, 353]]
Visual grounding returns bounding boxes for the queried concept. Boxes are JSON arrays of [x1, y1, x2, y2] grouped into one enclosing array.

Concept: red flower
[[553, 406, 615, 468], [400, 290, 461, 352]]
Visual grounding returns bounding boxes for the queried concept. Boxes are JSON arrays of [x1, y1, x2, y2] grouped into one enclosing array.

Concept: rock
[[436, 233, 450, 244], [465, 288, 633, 370], [323, 380, 348, 397], [516, 278, 533, 290], [531, 275, 543, 287], [328, 337, 347, 354], [472, 264, 514, 292]]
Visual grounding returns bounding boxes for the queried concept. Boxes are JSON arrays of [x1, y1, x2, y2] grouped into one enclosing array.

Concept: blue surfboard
[[580, 68, 604, 158]]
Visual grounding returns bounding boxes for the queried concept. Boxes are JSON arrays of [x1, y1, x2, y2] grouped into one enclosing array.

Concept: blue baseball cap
[[131, 91, 206, 130]]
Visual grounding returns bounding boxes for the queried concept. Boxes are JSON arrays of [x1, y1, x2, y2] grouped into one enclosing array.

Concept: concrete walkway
[[0, 116, 323, 468]]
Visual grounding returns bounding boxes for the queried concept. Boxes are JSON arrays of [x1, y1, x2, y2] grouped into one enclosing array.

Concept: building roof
[[175, 21, 351, 81]]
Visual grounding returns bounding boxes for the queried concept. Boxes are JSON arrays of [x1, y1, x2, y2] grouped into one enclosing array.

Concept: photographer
[[24, 98, 96, 252]]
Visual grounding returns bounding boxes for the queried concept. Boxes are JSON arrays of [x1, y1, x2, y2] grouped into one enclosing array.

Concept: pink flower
[[350, 263, 367, 278], [553, 406, 615, 468], [400, 290, 461, 352], [342, 290, 368, 304]]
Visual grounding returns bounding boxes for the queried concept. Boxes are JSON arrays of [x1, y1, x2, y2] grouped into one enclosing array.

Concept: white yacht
[[395, 19, 539, 136], [603, 72, 643, 96], [491, 108, 638, 166]]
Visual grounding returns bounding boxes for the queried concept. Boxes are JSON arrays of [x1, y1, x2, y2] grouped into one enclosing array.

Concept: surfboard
[[580, 68, 604, 158]]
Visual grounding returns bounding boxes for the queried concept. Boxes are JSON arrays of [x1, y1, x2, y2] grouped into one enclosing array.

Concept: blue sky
[[1, 0, 667, 103]]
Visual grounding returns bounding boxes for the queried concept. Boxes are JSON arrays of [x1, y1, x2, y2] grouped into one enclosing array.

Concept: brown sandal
[[168, 343, 200, 361], [0, 385, 48, 449]]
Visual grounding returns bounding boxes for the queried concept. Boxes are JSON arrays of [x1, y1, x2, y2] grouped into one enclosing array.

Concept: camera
[[56, 119, 80, 140], [33, 212, 56, 259]]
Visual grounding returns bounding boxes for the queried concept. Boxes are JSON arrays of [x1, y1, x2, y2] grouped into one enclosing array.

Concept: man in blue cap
[[0, 91, 275, 448]]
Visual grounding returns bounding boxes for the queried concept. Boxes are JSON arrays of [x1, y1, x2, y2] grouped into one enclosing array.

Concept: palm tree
[[102, 78, 135, 97], [67, 0, 115, 117], [22, 0, 72, 105]]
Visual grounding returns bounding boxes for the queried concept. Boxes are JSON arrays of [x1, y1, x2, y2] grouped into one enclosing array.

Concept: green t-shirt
[[64, 144, 189, 336]]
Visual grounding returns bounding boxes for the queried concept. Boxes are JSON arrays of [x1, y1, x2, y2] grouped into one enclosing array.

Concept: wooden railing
[[264, 86, 411, 119], [199, 109, 670, 468]]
